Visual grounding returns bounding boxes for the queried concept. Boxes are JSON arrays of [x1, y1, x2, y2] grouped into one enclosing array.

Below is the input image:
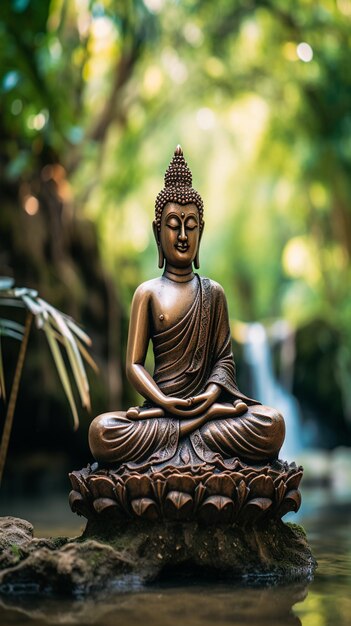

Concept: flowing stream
[[243, 322, 302, 461]]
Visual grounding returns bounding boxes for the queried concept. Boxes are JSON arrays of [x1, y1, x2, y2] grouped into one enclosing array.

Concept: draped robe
[[89, 276, 285, 468]]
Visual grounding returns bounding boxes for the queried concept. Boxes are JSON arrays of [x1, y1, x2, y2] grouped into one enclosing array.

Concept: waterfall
[[243, 322, 301, 461]]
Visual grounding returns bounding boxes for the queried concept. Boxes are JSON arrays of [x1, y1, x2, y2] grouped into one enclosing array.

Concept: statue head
[[153, 146, 204, 269]]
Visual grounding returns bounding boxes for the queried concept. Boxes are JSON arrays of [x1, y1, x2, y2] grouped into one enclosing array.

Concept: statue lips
[[175, 243, 189, 252]]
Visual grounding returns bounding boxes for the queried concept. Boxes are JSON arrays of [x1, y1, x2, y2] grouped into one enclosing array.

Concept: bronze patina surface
[[70, 146, 299, 524]]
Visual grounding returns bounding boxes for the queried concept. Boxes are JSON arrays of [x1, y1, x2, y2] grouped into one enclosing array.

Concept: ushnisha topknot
[[155, 145, 204, 231]]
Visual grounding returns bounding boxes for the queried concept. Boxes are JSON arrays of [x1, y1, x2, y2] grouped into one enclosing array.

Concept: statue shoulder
[[131, 278, 161, 304], [200, 276, 226, 297]]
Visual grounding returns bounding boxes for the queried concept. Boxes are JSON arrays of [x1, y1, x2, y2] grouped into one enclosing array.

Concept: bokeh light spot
[[282, 237, 319, 283], [24, 195, 39, 216], [27, 111, 49, 131], [3, 71, 20, 91], [183, 23, 203, 47], [297, 42, 313, 63], [11, 99, 23, 115]]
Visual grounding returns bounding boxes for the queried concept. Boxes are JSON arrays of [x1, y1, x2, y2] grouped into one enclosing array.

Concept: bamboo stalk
[[0, 312, 33, 485]]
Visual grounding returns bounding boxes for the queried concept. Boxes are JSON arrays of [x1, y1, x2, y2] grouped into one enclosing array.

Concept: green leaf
[[39, 300, 90, 411], [52, 330, 98, 374], [14, 288, 38, 298], [21, 295, 44, 316], [75, 338, 99, 374], [64, 316, 92, 346], [43, 322, 79, 430]]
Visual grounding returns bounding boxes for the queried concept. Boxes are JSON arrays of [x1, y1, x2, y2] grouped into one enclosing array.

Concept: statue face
[[159, 202, 200, 268]]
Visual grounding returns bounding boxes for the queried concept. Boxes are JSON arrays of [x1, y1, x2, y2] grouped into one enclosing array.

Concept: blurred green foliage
[[1, 0, 351, 431]]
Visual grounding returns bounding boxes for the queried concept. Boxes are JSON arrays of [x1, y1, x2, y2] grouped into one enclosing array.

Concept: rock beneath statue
[[69, 459, 303, 524], [0, 516, 316, 595], [0, 516, 34, 551]]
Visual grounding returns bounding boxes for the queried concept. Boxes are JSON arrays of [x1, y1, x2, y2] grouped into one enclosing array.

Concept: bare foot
[[127, 406, 165, 420], [233, 400, 248, 415], [126, 406, 140, 419]]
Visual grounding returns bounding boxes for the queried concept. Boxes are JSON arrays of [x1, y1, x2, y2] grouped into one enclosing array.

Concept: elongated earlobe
[[157, 246, 165, 269], [194, 251, 200, 270], [194, 222, 204, 270], [152, 220, 165, 268]]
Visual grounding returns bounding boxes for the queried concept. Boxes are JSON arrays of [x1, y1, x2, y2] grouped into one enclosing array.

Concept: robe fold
[[89, 276, 285, 468]]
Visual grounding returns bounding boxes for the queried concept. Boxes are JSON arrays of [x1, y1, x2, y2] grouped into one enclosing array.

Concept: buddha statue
[[89, 146, 285, 470]]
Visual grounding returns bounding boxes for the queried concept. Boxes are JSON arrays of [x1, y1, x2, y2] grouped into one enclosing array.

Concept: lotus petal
[[68, 471, 90, 499], [234, 479, 249, 511], [228, 472, 247, 486], [131, 498, 159, 520], [87, 476, 115, 500], [248, 475, 275, 499], [69, 490, 84, 511], [193, 483, 207, 511], [285, 471, 303, 491], [164, 490, 193, 520], [241, 471, 257, 482], [277, 489, 302, 519], [125, 475, 153, 499], [240, 497, 272, 524], [274, 473, 288, 487], [151, 472, 167, 481], [198, 472, 212, 483], [69, 490, 91, 518], [152, 478, 167, 503], [93, 497, 118, 514], [267, 469, 281, 480], [204, 474, 235, 497], [199, 495, 234, 524], [114, 482, 129, 514], [166, 474, 196, 494], [275, 480, 287, 507], [69, 471, 83, 492]]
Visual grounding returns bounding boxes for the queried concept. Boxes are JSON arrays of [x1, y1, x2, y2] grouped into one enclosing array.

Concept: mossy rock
[[0, 516, 316, 595]]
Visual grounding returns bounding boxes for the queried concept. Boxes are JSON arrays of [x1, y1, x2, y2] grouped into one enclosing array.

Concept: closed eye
[[185, 217, 198, 230], [166, 217, 181, 230]]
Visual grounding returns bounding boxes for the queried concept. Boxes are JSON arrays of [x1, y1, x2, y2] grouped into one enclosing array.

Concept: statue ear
[[194, 221, 204, 270], [152, 220, 164, 269]]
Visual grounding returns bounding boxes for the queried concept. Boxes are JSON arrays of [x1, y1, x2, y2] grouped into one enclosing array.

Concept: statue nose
[[178, 224, 187, 241]]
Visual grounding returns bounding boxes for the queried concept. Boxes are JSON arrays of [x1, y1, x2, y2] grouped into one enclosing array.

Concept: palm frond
[[0, 278, 97, 484], [0, 279, 95, 429], [0, 299, 26, 308], [52, 329, 99, 375], [0, 319, 25, 334], [62, 314, 92, 346], [43, 321, 80, 431], [0, 328, 24, 341], [39, 300, 91, 412]]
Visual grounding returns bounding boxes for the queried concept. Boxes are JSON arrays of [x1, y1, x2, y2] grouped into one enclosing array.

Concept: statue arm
[[206, 283, 241, 396], [126, 285, 190, 413]]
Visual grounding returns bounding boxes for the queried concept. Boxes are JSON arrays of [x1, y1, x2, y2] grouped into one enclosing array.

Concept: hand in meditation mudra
[[89, 146, 285, 469]]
